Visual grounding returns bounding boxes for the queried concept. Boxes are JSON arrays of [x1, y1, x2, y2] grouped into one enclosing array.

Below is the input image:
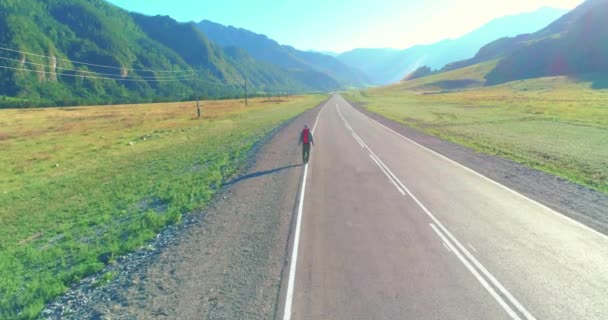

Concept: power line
[[0, 46, 193, 74], [0, 46, 287, 103], [0, 55, 194, 80], [0, 64, 194, 82], [197, 77, 242, 87], [195, 72, 241, 86], [0, 60, 251, 87]]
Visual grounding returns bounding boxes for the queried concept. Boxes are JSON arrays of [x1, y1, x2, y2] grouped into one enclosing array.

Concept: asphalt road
[[281, 95, 608, 320]]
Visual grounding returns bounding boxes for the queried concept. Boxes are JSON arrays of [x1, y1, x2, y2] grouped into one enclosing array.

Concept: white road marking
[[344, 121, 354, 132], [442, 242, 452, 253], [469, 243, 478, 253], [352, 132, 365, 148], [369, 154, 406, 195], [282, 99, 327, 320], [312, 102, 324, 132], [430, 224, 523, 320], [352, 132, 365, 145], [337, 101, 536, 320], [343, 96, 608, 242], [339, 106, 407, 195]]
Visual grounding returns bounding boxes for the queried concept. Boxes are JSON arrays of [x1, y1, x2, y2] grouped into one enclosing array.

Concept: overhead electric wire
[[0, 56, 194, 80], [0, 46, 194, 74], [0, 64, 195, 82], [0, 59, 247, 86], [0, 46, 273, 95], [197, 77, 243, 87], [195, 73, 238, 86]]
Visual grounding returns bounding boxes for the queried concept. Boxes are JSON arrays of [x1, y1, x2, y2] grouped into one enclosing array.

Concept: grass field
[[380, 60, 499, 92], [346, 74, 608, 193], [0, 95, 325, 319]]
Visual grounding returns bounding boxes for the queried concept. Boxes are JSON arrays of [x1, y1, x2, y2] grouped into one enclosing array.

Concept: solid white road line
[[352, 132, 365, 148], [430, 224, 523, 320], [369, 154, 406, 195], [344, 120, 354, 132], [341, 96, 608, 242], [442, 242, 452, 253], [282, 163, 307, 320], [338, 102, 536, 320], [282, 98, 327, 320]]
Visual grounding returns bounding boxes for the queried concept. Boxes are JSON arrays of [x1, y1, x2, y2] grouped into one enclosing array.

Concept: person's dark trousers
[[302, 143, 311, 164]]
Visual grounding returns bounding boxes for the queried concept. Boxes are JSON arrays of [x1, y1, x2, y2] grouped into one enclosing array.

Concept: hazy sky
[[106, 0, 583, 52]]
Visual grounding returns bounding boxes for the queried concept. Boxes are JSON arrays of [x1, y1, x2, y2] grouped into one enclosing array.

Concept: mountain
[[337, 7, 568, 85], [0, 0, 339, 108], [441, 0, 608, 85], [197, 20, 369, 88], [310, 50, 339, 57], [481, 0, 608, 84], [338, 48, 405, 85], [402, 66, 435, 81]]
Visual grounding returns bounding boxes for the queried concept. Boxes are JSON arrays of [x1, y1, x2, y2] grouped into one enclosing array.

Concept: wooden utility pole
[[244, 78, 248, 106], [194, 69, 201, 118]]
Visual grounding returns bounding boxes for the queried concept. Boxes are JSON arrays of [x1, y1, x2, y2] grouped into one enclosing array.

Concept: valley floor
[[41, 93, 608, 319], [40, 102, 325, 319], [346, 75, 608, 195]]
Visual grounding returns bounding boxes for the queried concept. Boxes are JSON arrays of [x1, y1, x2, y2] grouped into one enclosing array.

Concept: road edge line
[[281, 97, 327, 320]]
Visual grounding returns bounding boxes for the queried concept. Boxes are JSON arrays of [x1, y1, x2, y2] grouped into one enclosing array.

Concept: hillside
[[337, 7, 567, 85], [197, 20, 369, 88], [485, 0, 608, 84], [0, 0, 339, 108], [397, 60, 499, 91], [402, 66, 434, 81], [443, 0, 608, 85]]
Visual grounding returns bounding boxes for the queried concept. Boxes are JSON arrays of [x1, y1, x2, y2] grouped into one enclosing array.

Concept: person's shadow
[[224, 164, 302, 186]]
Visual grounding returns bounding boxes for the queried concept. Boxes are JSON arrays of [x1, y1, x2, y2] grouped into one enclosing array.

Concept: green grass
[[0, 95, 325, 319], [383, 59, 499, 91], [346, 73, 608, 193]]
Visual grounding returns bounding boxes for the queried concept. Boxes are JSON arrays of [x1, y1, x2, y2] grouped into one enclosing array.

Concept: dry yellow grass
[[0, 97, 309, 192]]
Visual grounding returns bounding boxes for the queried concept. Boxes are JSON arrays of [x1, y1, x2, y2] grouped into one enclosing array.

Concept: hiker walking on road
[[299, 125, 314, 164]]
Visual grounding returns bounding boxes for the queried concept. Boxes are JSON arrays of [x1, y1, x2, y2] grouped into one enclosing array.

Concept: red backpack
[[302, 128, 310, 144]]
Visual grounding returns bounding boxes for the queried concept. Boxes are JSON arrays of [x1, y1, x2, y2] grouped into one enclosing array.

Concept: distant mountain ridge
[[442, 0, 608, 85], [197, 20, 370, 87], [0, 0, 343, 107], [337, 7, 568, 85]]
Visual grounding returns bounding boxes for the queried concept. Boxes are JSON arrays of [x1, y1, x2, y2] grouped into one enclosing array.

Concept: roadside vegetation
[[0, 95, 324, 319], [346, 74, 608, 193]]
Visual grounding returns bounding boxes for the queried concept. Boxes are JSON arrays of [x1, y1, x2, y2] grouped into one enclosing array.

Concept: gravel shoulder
[[346, 98, 608, 236], [41, 101, 325, 320]]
